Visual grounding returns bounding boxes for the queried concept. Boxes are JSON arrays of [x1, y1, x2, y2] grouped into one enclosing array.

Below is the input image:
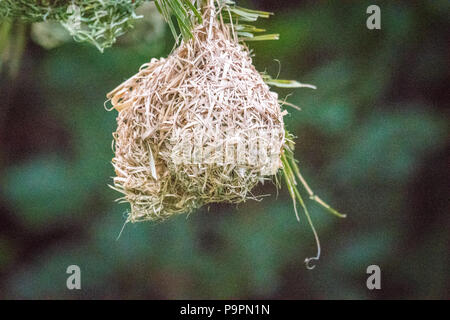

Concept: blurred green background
[[0, 0, 448, 299]]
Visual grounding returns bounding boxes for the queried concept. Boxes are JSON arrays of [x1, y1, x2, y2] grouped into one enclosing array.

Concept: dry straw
[[107, 2, 345, 268], [107, 6, 285, 222]]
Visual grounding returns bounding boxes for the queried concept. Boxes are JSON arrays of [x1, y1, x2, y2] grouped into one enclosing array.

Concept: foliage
[[0, 0, 145, 51]]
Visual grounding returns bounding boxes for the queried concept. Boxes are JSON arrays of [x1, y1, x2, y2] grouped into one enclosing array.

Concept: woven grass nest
[[107, 10, 286, 222]]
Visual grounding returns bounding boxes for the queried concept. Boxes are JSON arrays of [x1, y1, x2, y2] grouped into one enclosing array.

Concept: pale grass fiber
[[107, 8, 285, 222]]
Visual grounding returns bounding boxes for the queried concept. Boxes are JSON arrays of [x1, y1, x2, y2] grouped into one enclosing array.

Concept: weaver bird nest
[[107, 11, 286, 222]]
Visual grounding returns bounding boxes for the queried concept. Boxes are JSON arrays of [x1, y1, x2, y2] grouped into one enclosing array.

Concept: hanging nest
[[107, 10, 286, 222]]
